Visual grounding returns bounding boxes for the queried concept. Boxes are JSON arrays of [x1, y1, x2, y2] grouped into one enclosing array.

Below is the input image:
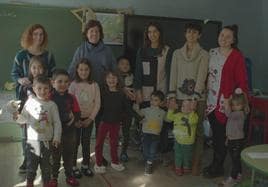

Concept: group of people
[[10, 18, 249, 187]]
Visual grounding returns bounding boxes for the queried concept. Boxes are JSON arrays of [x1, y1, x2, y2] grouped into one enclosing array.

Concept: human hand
[[52, 140, 60, 148], [12, 111, 19, 121], [223, 98, 231, 114], [81, 118, 93, 128], [135, 91, 143, 104], [18, 77, 31, 86], [124, 87, 136, 101], [190, 100, 197, 111], [74, 121, 82, 128]]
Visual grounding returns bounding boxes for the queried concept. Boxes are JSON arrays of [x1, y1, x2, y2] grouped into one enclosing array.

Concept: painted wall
[[0, 0, 265, 91]]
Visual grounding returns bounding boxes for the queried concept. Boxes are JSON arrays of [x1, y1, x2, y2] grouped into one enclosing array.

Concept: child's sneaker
[[43, 181, 51, 187], [144, 162, 153, 175], [94, 164, 106, 174], [120, 152, 129, 162], [19, 160, 27, 173], [48, 179, 58, 187], [81, 165, 94, 177], [221, 177, 238, 187], [66, 176, 79, 186], [26, 180, 34, 187], [72, 167, 82, 178], [102, 157, 108, 167], [183, 167, 192, 174], [111, 162, 125, 171], [175, 167, 183, 176]]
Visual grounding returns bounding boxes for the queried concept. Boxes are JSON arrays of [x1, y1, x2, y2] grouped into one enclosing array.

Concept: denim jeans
[[143, 133, 160, 162]]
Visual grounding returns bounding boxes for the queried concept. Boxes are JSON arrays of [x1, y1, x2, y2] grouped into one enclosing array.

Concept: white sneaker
[[111, 162, 125, 171], [221, 177, 237, 187], [94, 164, 106, 174]]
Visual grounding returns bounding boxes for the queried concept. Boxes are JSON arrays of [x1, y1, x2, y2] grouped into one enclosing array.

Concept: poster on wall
[[96, 12, 124, 45]]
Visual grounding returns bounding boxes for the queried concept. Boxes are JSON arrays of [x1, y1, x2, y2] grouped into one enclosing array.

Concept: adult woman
[[68, 19, 116, 86], [133, 22, 173, 166], [134, 22, 173, 107], [11, 24, 56, 99], [203, 25, 248, 178], [11, 24, 56, 173], [68, 19, 116, 172], [169, 22, 209, 175]]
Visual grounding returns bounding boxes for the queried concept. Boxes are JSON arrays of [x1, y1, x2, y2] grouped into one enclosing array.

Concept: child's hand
[[52, 140, 60, 148], [190, 100, 197, 111], [135, 91, 143, 104], [12, 111, 19, 120], [18, 77, 31, 86], [124, 87, 136, 101]]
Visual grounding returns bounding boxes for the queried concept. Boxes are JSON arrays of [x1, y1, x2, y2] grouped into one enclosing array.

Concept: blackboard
[[123, 15, 222, 66], [0, 4, 122, 88]]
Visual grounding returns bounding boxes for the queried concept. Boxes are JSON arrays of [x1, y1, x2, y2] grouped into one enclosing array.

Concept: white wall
[[0, 0, 265, 91]]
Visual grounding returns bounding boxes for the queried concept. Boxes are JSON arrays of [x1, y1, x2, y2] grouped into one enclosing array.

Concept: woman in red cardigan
[[203, 25, 248, 178]]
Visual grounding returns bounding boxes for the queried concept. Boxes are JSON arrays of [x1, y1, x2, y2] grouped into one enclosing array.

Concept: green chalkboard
[[0, 4, 82, 87]]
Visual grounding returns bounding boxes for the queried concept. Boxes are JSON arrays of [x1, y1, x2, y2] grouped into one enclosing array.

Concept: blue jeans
[[142, 133, 159, 162]]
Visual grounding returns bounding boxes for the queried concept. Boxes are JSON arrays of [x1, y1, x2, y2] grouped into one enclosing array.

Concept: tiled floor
[[0, 139, 225, 187]]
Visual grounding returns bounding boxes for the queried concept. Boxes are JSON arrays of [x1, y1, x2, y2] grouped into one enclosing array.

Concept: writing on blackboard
[[0, 11, 16, 18]]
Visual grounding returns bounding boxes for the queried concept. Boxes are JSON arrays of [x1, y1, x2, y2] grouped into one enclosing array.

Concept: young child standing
[[17, 56, 46, 173], [117, 55, 135, 162], [69, 58, 101, 178], [50, 69, 81, 187], [16, 76, 62, 187], [167, 98, 198, 176], [94, 71, 130, 173], [221, 88, 248, 186], [137, 90, 166, 175]]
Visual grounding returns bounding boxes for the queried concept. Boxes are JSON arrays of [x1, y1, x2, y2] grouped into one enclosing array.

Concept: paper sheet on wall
[[247, 152, 268, 159]]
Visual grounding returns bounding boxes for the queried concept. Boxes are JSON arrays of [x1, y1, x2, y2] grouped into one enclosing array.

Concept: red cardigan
[[214, 48, 248, 124]]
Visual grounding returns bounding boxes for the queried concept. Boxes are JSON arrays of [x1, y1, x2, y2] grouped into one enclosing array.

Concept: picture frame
[[96, 12, 124, 45]]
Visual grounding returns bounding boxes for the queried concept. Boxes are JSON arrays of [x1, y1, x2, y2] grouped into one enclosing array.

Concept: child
[[16, 76, 62, 187], [117, 55, 134, 162], [137, 90, 166, 175], [69, 58, 101, 178], [17, 56, 46, 173], [167, 98, 198, 176], [221, 88, 248, 186], [94, 71, 131, 173], [50, 69, 81, 187]]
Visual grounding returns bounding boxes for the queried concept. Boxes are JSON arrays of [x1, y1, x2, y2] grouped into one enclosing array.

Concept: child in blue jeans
[[136, 90, 166, 175]]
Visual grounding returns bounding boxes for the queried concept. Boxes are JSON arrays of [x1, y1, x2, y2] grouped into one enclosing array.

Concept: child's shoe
[[72, 167, 82, 178], [94, 164, 106, 174], [111, 162, 125, 171], [19, 159, 27, 173], [183, 167, 192, 174], [26, 180, 34, 187], [175, 167, 183, 176], [81, 165, 94, 177], [120, 152, 129, 162], [144, 161, 153, 175], [102, 157, 108, 167], [66, 176, 79, 186], [220, 176, 239, 187], [48, 179, 58, 187], [43, 181, 50, 187]]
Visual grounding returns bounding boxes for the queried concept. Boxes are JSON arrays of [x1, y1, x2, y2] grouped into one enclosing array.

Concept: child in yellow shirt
[[167, 98, 198, 176]]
